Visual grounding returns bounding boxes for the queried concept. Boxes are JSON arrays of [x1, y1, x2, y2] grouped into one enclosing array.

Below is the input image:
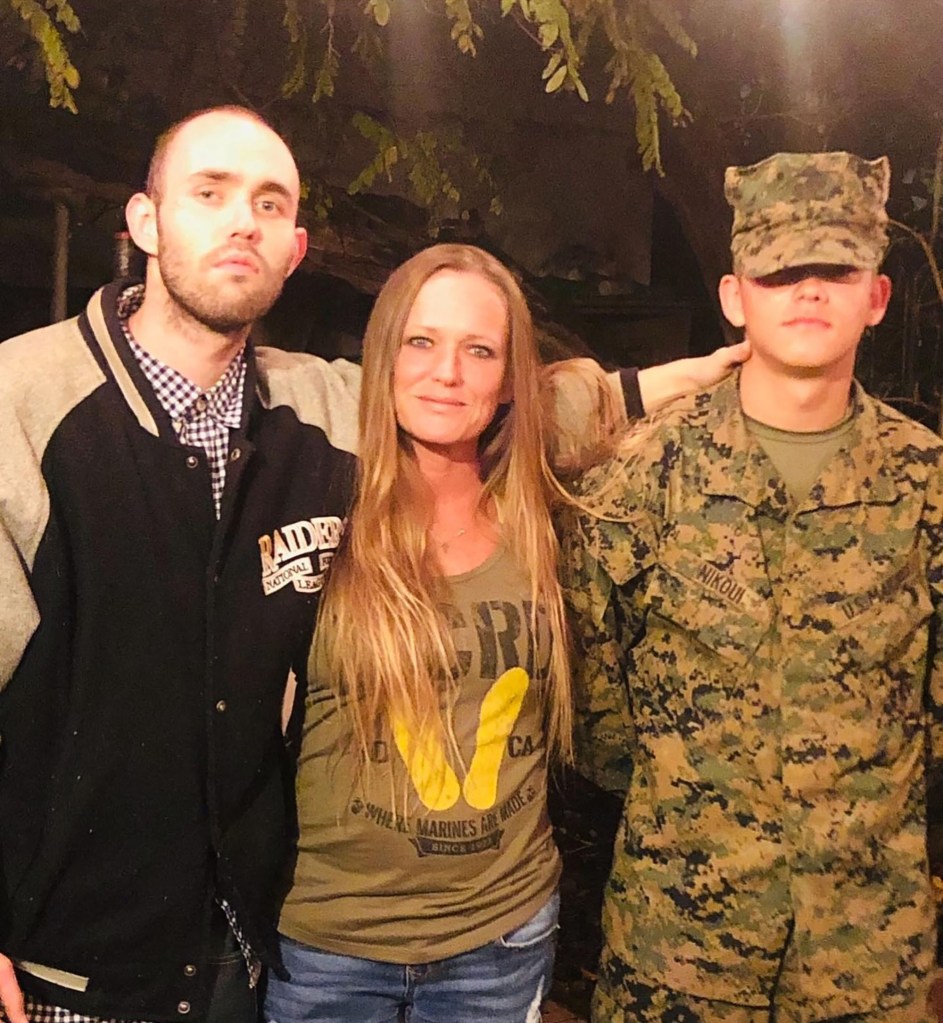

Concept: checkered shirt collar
[[116, 285, 246, 430]]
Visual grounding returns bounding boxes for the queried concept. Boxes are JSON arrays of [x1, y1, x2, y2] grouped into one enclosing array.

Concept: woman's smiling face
[[393, 269, 510, 462]]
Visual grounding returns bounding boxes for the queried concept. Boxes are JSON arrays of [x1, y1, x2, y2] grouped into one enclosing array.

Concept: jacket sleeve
[[0, 521, 39, 693], [0, 327, 88, 693], [255, 349, 363, 456], [559, 427, 664, 792], [0, 395, 46, 693]]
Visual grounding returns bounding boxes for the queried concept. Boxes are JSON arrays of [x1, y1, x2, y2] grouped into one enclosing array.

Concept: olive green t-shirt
[[745, 407, 856, 501], [279, 546, 561, 963]]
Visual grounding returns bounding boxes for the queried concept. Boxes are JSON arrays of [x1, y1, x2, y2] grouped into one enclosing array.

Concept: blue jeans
[[264, 891, 559, 1023]]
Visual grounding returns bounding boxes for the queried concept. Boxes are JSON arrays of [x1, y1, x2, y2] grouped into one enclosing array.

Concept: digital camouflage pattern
[[592, 945, 936, 1023], [725, 151, 890, 277], [562, 373, 943, 1022]]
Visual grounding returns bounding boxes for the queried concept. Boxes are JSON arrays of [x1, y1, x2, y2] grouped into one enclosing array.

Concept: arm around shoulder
[[543, 342, 748, 474], [255, 349, 363, 456], [636, 339, 750, 415]]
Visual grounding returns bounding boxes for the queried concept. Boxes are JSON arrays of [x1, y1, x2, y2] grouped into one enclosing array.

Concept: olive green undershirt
[[745, 405, 856, 501]]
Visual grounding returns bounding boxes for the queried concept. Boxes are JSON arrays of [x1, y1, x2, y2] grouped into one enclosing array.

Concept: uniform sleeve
[[924, 462, 943, 954], [559, 429, 665, 792], [563, 532, 636, 793], [926, 463, 943, 764]]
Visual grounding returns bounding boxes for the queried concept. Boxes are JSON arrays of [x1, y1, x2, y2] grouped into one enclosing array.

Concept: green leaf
[[545, 63, 567, 93], [8, 0, 81, 111], [281, 31, 308, 98], [282, 0, 302, 44], [366, 0, 390, 28], [538, 21, 559, 48], [312, 50, 339, 103], [541, 50, 563, 80]]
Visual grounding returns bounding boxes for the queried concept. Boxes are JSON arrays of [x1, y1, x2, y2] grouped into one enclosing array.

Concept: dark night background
[[2, 1, 942, 1015]]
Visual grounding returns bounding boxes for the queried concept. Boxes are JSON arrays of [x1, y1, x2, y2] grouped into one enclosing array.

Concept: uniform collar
[[699, 372, 899, 510]]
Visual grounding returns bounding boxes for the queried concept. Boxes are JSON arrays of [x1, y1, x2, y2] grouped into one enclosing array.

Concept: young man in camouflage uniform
[[564, 151, 943, 1023]]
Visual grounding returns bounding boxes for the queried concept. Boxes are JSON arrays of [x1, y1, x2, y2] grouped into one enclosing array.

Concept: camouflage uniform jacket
[[563, 372, 943, 1018]]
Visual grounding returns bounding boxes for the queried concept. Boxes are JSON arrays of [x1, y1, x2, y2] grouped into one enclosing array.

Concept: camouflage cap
[[725, 151, 890, 277]]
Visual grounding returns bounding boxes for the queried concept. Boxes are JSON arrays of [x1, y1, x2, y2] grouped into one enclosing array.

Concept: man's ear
[[125, 192, 158, 258], [866, 273, 892, 327], [718, 274, 746, 328], [287, 227, 308, 278]]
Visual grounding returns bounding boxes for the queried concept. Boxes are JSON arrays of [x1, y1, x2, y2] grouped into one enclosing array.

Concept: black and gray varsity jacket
[[0, 282, 360, 1021]]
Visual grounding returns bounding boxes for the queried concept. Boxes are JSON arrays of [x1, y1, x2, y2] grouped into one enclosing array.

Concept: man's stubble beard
[[156, 223, 292, 335]]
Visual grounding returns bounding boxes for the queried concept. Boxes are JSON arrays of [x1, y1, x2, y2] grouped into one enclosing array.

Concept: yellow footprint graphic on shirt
[[392, 667, 530, 811], [392, 718, 461, 811], [462, 667, 530, 810]]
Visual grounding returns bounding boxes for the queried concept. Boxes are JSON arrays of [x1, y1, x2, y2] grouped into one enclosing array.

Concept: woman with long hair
[[265, 243, 744, 1023]]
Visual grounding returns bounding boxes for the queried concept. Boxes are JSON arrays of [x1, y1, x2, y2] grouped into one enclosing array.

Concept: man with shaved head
[[0, 106, 362, 1023]]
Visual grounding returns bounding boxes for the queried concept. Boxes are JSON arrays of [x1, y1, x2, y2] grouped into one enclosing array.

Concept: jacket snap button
[[177, 1001, 191, 1014], [184, 964, 197, 977], [185, 455, 199, 469], [230, 447, 241, 462], [216, 700, 227, 713]]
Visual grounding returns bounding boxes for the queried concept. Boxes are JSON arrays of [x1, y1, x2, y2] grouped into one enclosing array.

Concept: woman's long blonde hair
[[315, 243, 573, 769]]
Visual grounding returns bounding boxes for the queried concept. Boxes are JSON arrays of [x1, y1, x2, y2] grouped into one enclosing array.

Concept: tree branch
[[891, 217, 943, 307]]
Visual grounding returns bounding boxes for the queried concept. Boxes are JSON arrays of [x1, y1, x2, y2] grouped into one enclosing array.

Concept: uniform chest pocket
[[795, 555, 935, 726], [815, 554, 934, 672], [644, 559, 771, 667]]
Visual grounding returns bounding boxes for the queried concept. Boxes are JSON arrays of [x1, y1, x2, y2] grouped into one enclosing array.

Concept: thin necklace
[[432, 525, 468, 553]]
